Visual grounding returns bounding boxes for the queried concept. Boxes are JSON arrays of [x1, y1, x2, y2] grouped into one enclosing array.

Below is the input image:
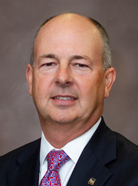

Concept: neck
[[40, 116, 101, 148]]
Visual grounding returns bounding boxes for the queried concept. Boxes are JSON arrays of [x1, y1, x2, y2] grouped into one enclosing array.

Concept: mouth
[[51, 95, 77, 106], [52, 96, 76, 100]]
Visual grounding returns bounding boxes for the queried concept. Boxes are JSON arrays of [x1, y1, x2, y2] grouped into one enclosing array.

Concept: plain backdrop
[[0, 0, 138, 155]]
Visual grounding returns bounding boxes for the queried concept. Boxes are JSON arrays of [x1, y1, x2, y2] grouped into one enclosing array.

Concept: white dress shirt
[[39, 118, 101, 186]]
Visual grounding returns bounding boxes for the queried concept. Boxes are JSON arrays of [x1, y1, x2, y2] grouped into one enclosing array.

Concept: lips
[[51, 95, 77, 107], [52, 96, 77, 100]]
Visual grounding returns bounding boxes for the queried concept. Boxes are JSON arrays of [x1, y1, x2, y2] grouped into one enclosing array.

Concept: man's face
[[27, 14, 114, 127]]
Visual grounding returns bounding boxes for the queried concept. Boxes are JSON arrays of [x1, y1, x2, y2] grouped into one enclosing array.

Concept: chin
[[49, 114, 78, 125], [52, 118, 74, 124]]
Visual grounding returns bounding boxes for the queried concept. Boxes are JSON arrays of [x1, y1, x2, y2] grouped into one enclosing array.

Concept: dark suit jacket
[[1, 118, 138, 186]]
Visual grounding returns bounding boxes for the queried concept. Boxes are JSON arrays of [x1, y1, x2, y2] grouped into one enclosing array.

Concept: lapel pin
[[88, 178, 96, 185]]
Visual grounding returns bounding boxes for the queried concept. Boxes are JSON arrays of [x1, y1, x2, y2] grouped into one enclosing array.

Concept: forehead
[[34, 14, 103, 59]]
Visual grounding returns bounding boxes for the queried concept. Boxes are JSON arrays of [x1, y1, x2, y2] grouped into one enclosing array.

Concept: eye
[[41, 62, 56, 68], [45, 62, 54, 66], [75, 63, 88, 68]]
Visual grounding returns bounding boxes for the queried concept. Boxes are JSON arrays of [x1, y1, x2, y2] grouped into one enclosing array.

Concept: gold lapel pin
[[88, 178, 96, 185]]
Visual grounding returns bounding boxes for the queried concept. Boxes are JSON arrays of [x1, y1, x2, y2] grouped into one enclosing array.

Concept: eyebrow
[[70, 55, 89, 61], [39, 54, 58, 60], [39, 54, 90, 61]]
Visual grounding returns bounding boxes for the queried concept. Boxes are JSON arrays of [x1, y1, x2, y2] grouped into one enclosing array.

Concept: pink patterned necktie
[[40, 150, 70, 186]]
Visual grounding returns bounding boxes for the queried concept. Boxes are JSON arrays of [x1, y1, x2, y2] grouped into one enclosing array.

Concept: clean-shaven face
[[27, 14, 108, 127]]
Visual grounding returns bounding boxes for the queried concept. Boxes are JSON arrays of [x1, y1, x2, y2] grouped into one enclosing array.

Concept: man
[[0, 13, 138, 186]]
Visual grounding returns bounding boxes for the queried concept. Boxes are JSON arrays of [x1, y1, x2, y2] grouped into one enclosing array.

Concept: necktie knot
[[40, 150, 70, 186], [47, 150, 70, 171]]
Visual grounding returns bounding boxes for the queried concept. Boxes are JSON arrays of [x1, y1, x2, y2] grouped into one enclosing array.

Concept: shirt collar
[[40, 118, 101, 167]]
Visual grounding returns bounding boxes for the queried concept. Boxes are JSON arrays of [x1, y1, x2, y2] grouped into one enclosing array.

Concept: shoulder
[[0, 139, 41, 185], [93, 117, 138, 161], [112, 130, 138, 159], [0, 138, 41, 169], [102, 117, 138, 153]]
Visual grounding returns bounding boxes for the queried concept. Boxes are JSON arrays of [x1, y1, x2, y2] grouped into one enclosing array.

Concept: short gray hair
[[30, 15, 111, 70], [88, 18, 111, 70], [30, 16, 55, 66]]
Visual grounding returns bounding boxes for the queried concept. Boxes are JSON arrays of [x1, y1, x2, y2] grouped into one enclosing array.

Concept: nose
[[55, 63, 73, 87]]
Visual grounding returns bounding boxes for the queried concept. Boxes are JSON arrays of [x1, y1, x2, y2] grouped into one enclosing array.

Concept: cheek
[[32, 74, 49, 97], [76, 76, 94, 102], [77, 73, 105, 102]]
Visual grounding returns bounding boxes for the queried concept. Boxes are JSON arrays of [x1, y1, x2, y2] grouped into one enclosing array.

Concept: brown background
[[0, 0, 138, 155]]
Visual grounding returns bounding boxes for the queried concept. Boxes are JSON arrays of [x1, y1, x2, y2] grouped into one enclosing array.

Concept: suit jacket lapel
[[6, 118, 116, 186], [7, 139, 40, 186], [67, 118, 117, 186]]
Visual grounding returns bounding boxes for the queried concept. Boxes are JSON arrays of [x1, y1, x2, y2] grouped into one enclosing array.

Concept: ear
[[26, 64, 33, 95], [104, 67, 116, 98]]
